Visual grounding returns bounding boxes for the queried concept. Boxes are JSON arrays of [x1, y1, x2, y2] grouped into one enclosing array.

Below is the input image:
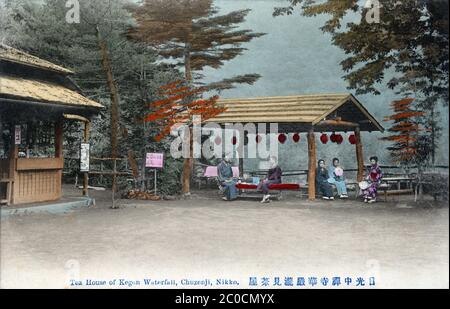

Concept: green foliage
[[275, 0, 448, 165], [274, 0, 448, 102], [0, 0, 185, 194], [128, 0, 266, 91]]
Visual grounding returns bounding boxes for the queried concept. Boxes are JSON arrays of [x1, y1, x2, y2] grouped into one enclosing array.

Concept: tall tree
[[127, 0, 266, 195], [127, 0, 266, 90], [274, 0, 448, 165], [274, 0, 448, 99], [0, 0, 184, 194]]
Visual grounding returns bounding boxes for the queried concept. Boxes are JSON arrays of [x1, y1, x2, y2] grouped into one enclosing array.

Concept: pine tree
[[127, 0, 266, 90], [0, 0, 185, 194], [127, 0, 265, 194]]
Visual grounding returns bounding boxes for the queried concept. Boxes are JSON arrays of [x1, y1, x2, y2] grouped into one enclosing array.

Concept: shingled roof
[[206, 94, 383, 132], [0, 44, 74, 74], [0, 76, 103, 109], [0, 44, 102, 112]]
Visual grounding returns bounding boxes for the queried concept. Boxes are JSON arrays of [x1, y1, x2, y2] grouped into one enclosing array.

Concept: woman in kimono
[[316, 159, 334, 200], [327, 158, 348, 198], [257, 156, 282, 203], [217, 155, 238, 201], [362, 156, 383, 203]]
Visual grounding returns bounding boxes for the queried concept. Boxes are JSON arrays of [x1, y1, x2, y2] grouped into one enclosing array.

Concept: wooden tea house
[[0, 44, 102, 205]]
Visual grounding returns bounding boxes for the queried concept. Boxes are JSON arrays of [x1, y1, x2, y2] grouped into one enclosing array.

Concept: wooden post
[[239, 157, 244, 178], [55, 121, 63, 158], [307, 129, 316, 200], [9, 124, 19, 205], [83, 121, 90, 196], [55, 120, 64, 199], [355, 126, 364, 182]]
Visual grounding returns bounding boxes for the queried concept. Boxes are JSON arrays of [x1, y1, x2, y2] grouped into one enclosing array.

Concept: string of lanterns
[[221, 133, 357, 145]]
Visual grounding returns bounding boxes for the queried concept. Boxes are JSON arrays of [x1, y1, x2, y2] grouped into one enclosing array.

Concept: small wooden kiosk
[[207, 94, 384, 200], [0, 44, 102, 205]]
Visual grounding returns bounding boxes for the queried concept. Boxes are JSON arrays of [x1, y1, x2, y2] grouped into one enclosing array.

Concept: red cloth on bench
[[236, 183, 300, 190]]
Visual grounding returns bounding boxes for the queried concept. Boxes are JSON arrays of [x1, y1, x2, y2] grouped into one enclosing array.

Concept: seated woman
[[217, 155, 238, 201], [257, 156, 282, 203], [362, 156, 383, 203], [327, 158, 348, 198], [316, 159, 334, 200]]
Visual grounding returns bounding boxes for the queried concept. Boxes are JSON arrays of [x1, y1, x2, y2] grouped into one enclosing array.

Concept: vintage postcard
[[0, 0, 448, 294]]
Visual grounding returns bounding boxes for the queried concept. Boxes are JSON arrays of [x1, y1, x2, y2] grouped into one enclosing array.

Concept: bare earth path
[[1, 187, 448, 289]]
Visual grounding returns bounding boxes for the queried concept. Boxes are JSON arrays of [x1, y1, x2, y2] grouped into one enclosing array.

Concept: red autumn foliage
[[382, 98, 424, 163], [144, 80, 226, 142]]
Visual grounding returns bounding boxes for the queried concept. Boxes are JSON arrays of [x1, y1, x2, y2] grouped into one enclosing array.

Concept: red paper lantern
[[292, 133, 300, 143], [330, 133, 336, 143], [256, 134, 262, 143], [348, 134, 357, 145], [278, 134, 287, 144], [320, 133, 328, 144], [232, 136, 237, 145], [335, 134, 344, 144], [214, 136, 222, 145]]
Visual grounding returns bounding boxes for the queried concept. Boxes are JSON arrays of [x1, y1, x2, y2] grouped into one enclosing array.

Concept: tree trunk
[[181, 43, 193, 196], [430, 107, 435, 165], [96, 26, 120, 206]]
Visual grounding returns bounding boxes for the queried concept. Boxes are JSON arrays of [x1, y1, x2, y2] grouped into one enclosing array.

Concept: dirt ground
[[1, 186, 448, 289]]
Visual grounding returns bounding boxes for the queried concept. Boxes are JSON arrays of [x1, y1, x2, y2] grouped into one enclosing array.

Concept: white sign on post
[[14, 125, 21, 145], [80, 143, 90, 172], [146, 153, 164, 168], [145, 153, 164, 195]]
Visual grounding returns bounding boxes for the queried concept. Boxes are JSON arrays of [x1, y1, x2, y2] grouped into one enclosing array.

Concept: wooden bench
[[379, 176, 416, 201], [235, 183, 300, 200], [195, 165, 239, 190], [299, 181, 360, 199]]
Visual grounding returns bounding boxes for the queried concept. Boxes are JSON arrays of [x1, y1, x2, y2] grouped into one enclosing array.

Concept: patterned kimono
[[362, 164, 383, 199]]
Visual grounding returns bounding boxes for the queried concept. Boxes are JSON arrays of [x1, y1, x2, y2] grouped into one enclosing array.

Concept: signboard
[[80, 143, 90, 172], [146, 153, 164, 168], [14, 125, 21, 145]]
